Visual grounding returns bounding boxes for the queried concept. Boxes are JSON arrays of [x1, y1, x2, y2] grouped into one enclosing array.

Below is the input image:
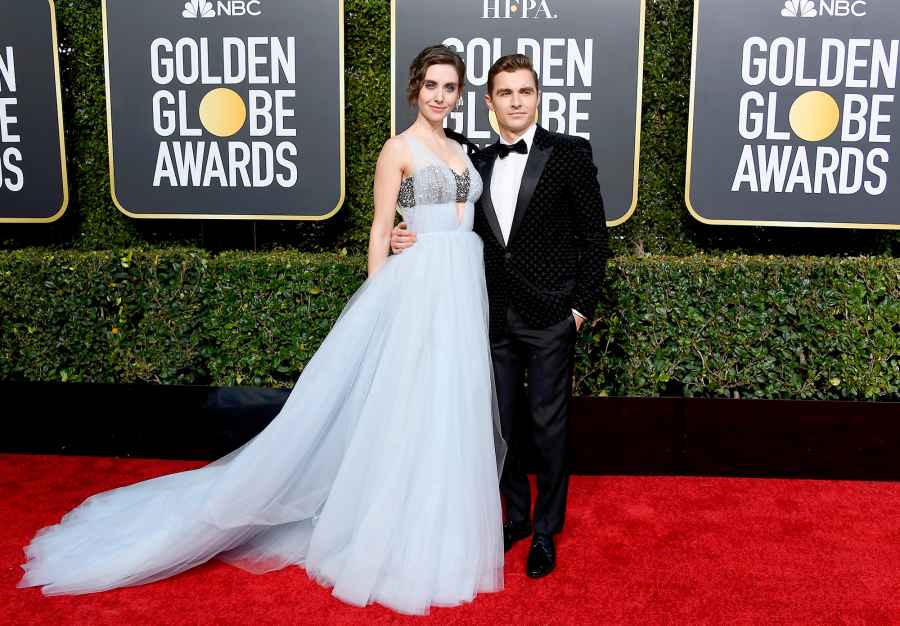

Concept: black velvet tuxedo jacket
[[451, 126, 610, 338]]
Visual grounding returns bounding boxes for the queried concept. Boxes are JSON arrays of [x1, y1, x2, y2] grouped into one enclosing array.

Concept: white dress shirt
[[489, 123, 587, 323], [490, 123, 536, 245]]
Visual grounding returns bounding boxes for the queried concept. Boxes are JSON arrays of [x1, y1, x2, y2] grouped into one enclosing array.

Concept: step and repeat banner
[[686, 0, 899, 229], [102, 0, 344, 220], [5, 1, 898, 230], [0, 0, 68, 223], [391, 0, 646, 227]]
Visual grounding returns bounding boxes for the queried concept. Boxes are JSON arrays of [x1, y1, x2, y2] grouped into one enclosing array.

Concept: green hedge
[[2, 249, 896, 400], [0, 0, 896, 256], [1, 3, 896, 399]]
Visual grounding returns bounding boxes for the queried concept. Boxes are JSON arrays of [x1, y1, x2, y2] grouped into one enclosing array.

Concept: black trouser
[[491, 306, 576, 535]]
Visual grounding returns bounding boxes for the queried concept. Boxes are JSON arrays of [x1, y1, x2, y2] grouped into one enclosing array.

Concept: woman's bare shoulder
[[379, 134, 412, 160]]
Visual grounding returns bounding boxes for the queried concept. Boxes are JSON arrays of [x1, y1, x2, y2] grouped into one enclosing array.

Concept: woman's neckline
[[403, 133, 469, 178]]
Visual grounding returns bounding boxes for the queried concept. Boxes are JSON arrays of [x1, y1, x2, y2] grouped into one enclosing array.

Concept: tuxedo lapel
[[508, 126, 553, 245], [476, 144, 506, 248]]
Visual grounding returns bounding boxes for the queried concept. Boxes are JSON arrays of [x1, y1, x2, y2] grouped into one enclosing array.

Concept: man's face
[[485, 68, 539, 137]]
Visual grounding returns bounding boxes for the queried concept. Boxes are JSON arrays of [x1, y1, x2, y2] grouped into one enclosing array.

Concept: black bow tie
[[496, 139, 528, 159]]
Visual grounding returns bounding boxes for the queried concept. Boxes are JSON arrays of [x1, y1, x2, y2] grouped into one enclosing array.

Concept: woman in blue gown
[[19, 44, 505, 616]]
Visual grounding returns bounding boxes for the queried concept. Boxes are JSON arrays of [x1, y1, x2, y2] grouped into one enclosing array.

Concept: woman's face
[[416, 63, 462, 124]]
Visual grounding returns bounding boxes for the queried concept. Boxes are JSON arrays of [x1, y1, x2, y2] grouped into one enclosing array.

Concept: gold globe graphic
[[198, 88, 246, 137], [789, 91, 840, 142], [488, 109, 540, 135]]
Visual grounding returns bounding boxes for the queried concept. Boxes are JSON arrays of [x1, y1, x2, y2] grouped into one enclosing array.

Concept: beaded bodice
[[395, 134, 482, 233], [399, 168, 471, 207]]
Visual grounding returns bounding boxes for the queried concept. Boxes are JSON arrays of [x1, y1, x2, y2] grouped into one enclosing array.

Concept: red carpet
[[4, 454, 900, 624]]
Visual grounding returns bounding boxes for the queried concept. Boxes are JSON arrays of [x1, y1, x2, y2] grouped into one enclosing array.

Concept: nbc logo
[[181, 0, 263, 19], [781, 0, 817, 17], [183, 0, 214, 18], [781, 0, 868, 18]]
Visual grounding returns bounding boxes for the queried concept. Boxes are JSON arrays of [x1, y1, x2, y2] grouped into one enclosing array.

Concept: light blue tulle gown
[[18, 134, 506, 615]]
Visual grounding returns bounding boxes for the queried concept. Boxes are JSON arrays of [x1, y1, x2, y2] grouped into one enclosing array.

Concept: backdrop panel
[[687, 0, 900, 228], [103, 0, 344, 220], [392, 0, 645, 226], [0, 0, 68, 223]]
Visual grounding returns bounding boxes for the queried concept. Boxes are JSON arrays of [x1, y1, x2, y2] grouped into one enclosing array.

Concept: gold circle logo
[[789, 91, 840, 142], [198, 88, 246, 137]]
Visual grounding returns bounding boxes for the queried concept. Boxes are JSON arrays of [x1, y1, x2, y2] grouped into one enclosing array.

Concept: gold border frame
[[1, 0, 70, 224], [389, 0, 646, 228], [101, 0, 345, 221], [684, 0, 900, 230]]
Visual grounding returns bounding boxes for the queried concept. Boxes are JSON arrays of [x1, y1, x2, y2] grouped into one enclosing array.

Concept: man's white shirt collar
[[499, 123, 537, 150]]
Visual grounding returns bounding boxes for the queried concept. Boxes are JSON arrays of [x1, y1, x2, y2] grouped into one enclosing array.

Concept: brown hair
[[406, 45, 466, 106], [487, 54, 539, 96]]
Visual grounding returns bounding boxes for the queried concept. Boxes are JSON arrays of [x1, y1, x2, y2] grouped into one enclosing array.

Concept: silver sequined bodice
[[399, 168, 471, 207], [396, 134, 482, 233]]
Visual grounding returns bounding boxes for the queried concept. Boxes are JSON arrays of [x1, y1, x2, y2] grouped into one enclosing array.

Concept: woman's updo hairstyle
[[406, 44, 466, 106]]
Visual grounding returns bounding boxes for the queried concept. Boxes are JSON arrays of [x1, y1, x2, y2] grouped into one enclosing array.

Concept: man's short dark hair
[[487, 54, 539, 95]]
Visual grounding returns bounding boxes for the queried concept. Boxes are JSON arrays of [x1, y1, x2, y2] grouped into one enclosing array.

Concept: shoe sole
[[526, 562, 555, 578]]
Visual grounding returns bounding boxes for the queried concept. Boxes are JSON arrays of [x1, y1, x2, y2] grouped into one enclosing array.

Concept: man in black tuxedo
[[393, 54, 609, 578]]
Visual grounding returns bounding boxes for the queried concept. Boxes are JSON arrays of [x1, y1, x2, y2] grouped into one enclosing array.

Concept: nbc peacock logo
[[781, 0, 817, 18], [181, 0, 263, 19], [182, 0, 215, 18]]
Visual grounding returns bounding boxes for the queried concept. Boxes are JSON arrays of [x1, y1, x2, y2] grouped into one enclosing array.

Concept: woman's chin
[[419, 111, 448, 124]]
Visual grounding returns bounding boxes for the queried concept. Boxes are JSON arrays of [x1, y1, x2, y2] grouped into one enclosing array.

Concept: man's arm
[[568, 138, 610, 322]]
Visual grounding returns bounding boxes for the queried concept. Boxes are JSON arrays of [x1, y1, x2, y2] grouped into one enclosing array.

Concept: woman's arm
[[368, 138, 406, 277]]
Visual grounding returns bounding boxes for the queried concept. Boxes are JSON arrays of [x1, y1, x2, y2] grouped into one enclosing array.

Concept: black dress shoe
[[503, 520, 532, 552], [526, 533, 556, 578]]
